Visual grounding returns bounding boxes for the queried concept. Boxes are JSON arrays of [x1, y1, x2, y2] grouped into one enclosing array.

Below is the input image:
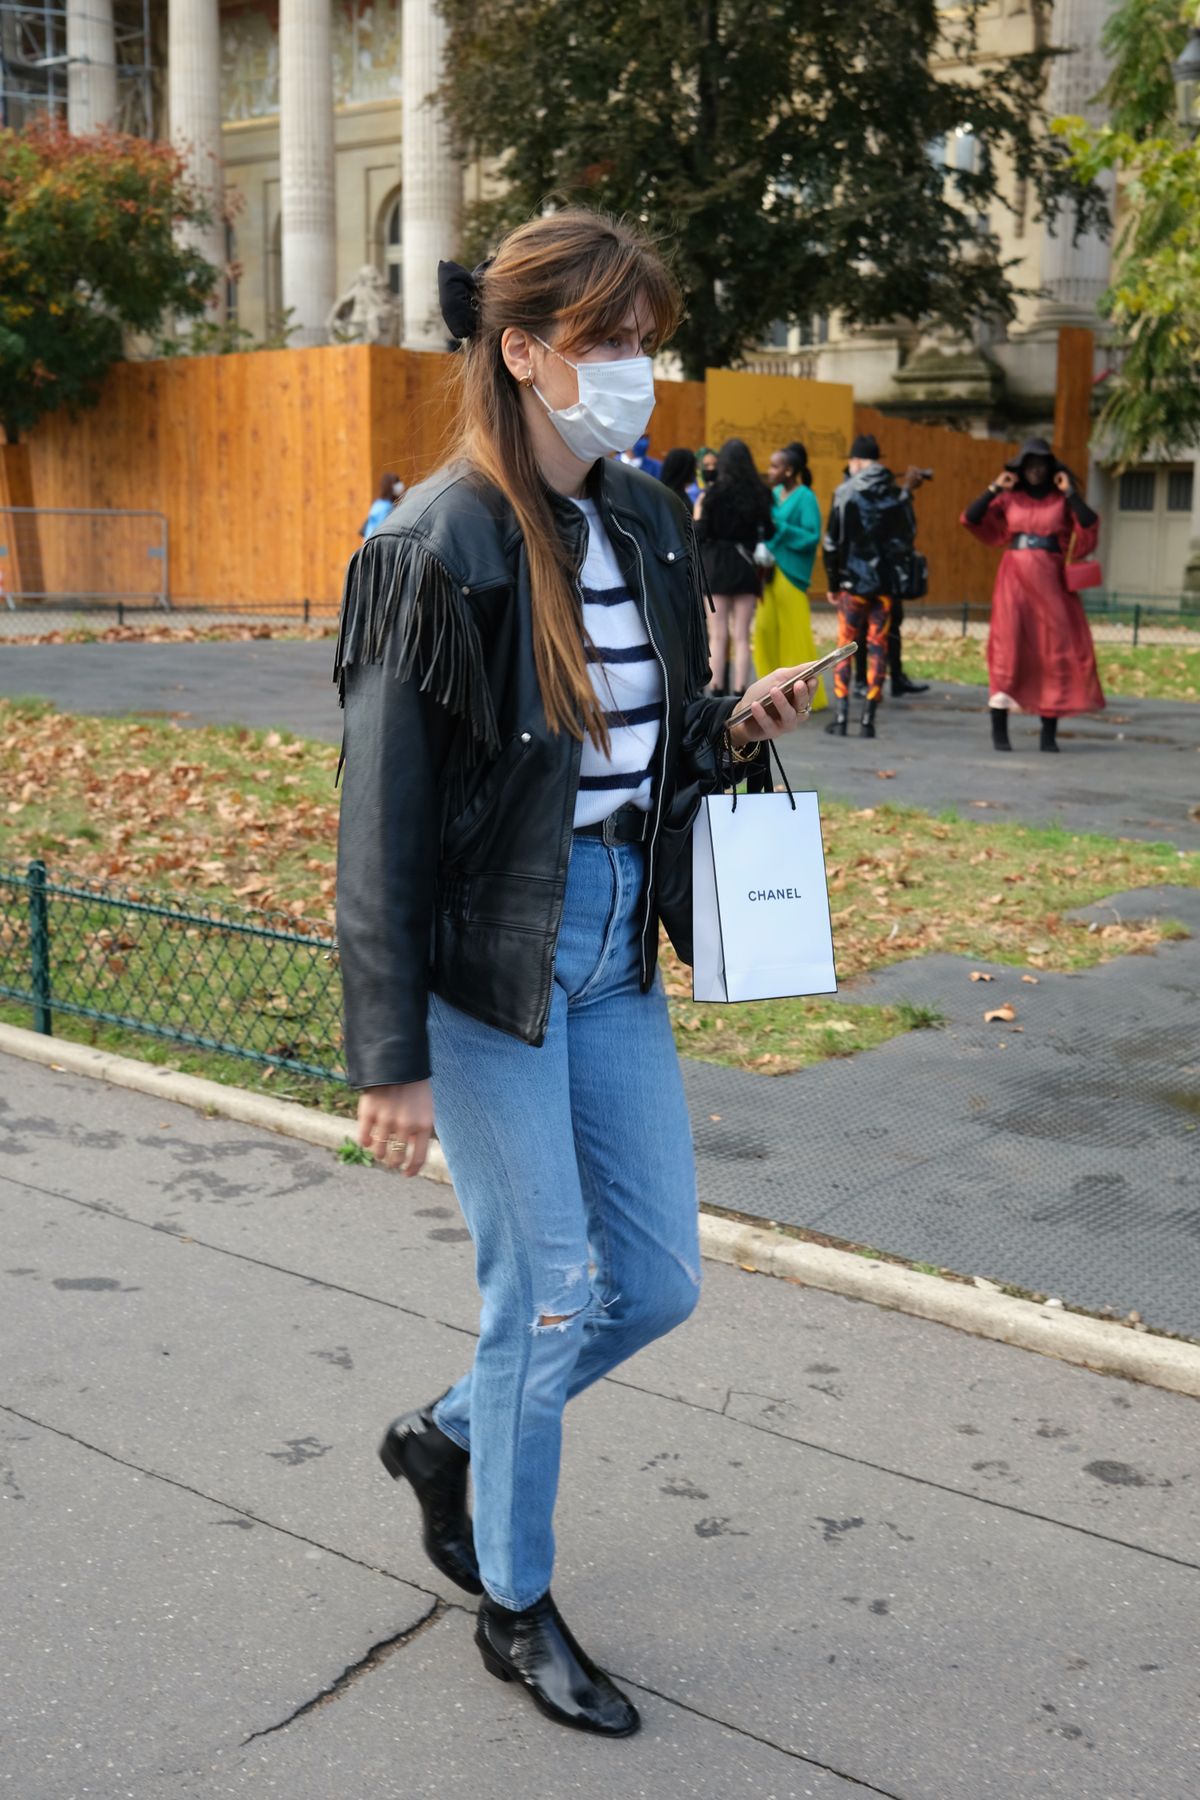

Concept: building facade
[[7, 0, 1196, 597]]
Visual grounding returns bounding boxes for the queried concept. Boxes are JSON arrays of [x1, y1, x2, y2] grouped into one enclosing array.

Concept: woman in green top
[[753, 443, 826, 711]]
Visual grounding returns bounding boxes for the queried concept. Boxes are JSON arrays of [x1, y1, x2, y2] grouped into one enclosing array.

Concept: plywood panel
[[853, 407, 1021, 609], [650, 380, 706, 462]]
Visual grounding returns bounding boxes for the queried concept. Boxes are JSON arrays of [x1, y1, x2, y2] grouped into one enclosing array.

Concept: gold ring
[[386, 1136, 407, 1150]]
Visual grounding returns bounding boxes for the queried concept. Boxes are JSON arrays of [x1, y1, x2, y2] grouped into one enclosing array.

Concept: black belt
[[575, 803, 653, 846], [1010, 532, 1061, 553]]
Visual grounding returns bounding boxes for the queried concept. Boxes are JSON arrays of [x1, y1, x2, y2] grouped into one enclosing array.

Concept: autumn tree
[[0, 120, 217, 441], [439, 0, 1104, 377]]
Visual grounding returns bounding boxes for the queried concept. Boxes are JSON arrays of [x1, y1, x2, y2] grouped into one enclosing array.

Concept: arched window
[[379, 190, 403, 297]]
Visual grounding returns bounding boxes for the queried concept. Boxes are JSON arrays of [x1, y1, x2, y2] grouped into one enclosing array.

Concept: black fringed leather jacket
[[333, 456, 762, 1089]]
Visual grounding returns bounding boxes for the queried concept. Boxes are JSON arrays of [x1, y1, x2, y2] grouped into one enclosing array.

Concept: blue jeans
[[428, 836, 701, 1610]]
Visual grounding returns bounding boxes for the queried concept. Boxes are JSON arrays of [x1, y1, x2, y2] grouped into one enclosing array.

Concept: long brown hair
[[449, 210, 681, 746]]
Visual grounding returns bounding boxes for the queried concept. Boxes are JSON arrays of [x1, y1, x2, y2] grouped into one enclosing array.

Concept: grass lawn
[[2, 695, 1196, 1084], [904, 632, 1200, 702]]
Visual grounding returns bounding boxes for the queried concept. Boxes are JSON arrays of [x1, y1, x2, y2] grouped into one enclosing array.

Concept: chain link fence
[[0, 860, 345, 1082], [0, 596, 339, 640]]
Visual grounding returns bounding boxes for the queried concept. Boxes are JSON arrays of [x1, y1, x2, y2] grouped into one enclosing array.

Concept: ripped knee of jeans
[[530, 1263, 589, 1333]]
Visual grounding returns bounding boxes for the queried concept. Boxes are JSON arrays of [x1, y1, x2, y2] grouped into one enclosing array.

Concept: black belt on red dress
[[1009, 532, 1061, 553], [574, 803, 653, 846]]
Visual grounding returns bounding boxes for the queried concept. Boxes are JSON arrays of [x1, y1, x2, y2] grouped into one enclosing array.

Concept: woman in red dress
[[960, 436, 1104, 752]]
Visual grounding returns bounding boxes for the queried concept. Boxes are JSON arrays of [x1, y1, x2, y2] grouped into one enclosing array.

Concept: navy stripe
[[578, 763, 656, 791], [602, 700, 665, 729], [580, 583, 633, 607], [585, 642, 656, 664]]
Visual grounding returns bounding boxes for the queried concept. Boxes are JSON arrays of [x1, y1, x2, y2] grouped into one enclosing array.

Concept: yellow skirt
[[752, 568, 828, 711]]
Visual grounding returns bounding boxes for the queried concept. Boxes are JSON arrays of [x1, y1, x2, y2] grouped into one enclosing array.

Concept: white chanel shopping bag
[[692, 790, 837, 1002]]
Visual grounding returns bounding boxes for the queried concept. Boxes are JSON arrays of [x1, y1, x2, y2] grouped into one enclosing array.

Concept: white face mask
[[530, 334, 656, 462]]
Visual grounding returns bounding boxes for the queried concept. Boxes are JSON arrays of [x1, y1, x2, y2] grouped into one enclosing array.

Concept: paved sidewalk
[[3, 1051, 1199, 1799]]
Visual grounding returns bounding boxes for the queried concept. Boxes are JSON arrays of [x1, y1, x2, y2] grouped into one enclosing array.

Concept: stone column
[[67, 0, 118, 132], [1028, 0, 1114, 335], [279, 0, 337, 347], [168, 0, 226, 318], [401, 0, 462, 349]]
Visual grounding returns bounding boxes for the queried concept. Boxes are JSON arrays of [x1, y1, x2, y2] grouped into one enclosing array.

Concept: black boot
[[379, 1398, 482, 1594], [859, 698, 877, 739], [891, 671, 929, 697], [825, 698, 849, 737], [476, 1591, 640, 1737], [990, 708, 1012, 753], [1039, 716, 1060, 753]]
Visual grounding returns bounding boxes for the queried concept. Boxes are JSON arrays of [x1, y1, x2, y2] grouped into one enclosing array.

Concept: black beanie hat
[[849, 433, 880, 460]]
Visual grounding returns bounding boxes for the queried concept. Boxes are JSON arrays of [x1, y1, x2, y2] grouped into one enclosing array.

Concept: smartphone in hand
[[726, 642, 858, 729]]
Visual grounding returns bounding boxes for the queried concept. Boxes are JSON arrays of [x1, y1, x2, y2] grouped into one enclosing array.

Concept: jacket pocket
[[443, 732, 534, 862]]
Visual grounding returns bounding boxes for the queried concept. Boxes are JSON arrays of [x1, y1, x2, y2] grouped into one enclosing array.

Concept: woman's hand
[[727, 666, 820, 748], [992, 471, 1017, 492], [358, 1080, 434, 1177], [1054, 469, 1074, 496]]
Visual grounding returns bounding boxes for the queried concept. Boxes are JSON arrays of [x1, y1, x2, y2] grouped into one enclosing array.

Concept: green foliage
[[439, 0, 1105, 377], [1056, 2, 1200, 462], [0, 119, 217, 439]]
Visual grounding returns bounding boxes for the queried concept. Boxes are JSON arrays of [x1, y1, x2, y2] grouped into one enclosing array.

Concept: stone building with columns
[[4, 0, 1196, 597]]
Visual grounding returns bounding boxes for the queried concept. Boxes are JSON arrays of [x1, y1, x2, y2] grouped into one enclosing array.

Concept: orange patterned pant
[[834, 592, 892, 702]]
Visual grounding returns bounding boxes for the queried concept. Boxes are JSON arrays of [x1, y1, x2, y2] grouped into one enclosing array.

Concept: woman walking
[[334, 210, 816, 1738], [754, 443, 826, 713], [693, 437, 774, 694], [960, 436, 1104, 751]]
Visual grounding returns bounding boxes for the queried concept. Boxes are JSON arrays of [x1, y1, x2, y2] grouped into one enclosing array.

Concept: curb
[[3, 1022, 1198, 1402]]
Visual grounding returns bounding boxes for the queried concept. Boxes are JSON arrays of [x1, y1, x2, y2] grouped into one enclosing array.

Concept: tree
[[0, 120, 217, 441], [439, 0, 1105, 378], [1056, 1, 1200, 464]]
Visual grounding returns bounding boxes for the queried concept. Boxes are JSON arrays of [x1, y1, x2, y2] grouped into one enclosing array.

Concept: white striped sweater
[[570, 497, 664, 829]]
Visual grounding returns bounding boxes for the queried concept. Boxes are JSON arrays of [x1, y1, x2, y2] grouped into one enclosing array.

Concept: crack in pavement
[[2, 1402, 908, 1791], [6, 1170, 1200, 1575], [240, 1598, 446, 1745]]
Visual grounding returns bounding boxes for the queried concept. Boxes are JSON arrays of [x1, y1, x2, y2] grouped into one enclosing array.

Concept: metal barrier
[[0, 860, 345, 1083], [0, 507, 169, 607]]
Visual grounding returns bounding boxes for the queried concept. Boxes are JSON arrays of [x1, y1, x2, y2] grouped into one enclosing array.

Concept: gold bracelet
[[723, 729, 757, 766]]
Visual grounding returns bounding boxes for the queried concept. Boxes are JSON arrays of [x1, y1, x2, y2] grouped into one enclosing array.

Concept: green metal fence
[[0, 860, 345, 1081]]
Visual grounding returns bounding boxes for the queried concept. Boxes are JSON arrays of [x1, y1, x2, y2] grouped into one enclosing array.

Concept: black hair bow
[[437, 258, 492, 341]]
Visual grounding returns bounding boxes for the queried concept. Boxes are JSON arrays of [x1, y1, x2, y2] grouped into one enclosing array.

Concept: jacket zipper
[[605, 506, 670, 987]]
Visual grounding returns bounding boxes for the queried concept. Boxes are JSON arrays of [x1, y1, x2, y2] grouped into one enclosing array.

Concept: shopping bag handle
[[728, 737, 796, 813]]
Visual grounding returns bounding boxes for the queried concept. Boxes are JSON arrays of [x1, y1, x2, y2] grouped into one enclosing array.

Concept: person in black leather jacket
[[333, 209, 817, 1739], [822, 434, 921, 739]]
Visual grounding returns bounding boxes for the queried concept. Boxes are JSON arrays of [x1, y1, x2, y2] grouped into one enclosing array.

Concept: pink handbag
[[1064, 527, 1102, 591], [1065, 559, 1102, 591]]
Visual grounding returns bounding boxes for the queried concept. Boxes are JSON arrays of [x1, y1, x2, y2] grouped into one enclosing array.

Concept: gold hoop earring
[[520, 370, 535, 388]]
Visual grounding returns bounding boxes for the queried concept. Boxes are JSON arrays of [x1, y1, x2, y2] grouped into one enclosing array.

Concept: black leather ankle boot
[[991, 708, 1012, 752], [859, 698, 877, 739], [379, 1399, 482, 1594], [476, 1591, 640, 1736], [1039, 715, 1060, 752], [825, 698, 849, 737]]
